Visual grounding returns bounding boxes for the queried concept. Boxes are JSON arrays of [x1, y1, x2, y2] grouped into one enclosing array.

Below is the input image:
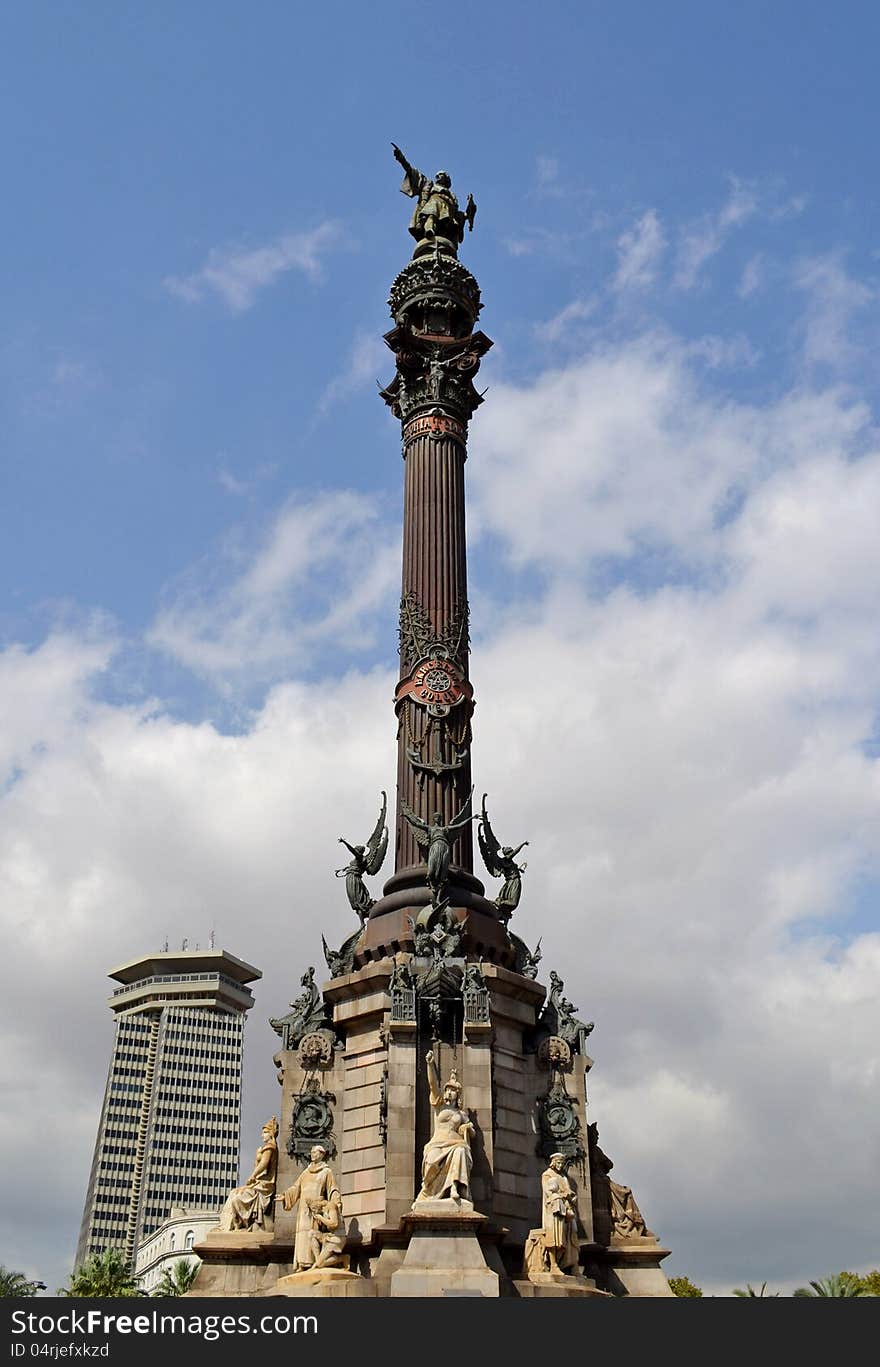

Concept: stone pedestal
[[602, 1240, 675, 1297], [187, 1230, 295, 1297], [272, 1267, 372, 1298], [513, 1274, 611, 1298], [390, 1208, 500, 1297], [188, 956, 672, 1298]]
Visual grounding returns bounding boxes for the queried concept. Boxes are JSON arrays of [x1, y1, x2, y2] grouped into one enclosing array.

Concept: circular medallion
[[397, 655, 470, 709], [292, 1091, 334, 1140], [423, 666, 452, 691], [546, 1103, 579, 1139], [538, 1035, 572, 1071], [297, 1032, 333, 1069]]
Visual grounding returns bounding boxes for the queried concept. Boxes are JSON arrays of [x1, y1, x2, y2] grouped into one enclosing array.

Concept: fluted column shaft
[[395, 431, 473, 873]]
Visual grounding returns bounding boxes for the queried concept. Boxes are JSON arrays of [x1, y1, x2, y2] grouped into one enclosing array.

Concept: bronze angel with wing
[[336, 792, 388, 923], [400, 789, 474, 903], [477, 794, 528, 924]]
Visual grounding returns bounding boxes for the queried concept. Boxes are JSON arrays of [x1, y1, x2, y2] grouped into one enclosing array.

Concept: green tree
[[60, 1249, 143, 1298], [733, 1282, 778, 1297], [0, 1266, 45, 1297], [792, 1273, 867, 1298], [152, 1258, 200, 1297], [668, 1275, 703, 1297], [854, 1269, 880, 1296]]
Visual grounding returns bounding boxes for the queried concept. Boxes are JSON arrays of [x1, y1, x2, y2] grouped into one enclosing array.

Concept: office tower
[[76, 947, 260, 1268]]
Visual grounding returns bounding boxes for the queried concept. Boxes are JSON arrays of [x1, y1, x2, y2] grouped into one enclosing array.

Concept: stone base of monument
[[271, 1266, 372, 1298], [389, 1205, 500, 1297], [513, 1272, 611, 1298], [600, 1239, 675, 1297], [186, 1231, 296, 1297]]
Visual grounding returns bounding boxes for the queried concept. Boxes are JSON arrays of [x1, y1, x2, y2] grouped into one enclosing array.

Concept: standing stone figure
[[415, 1051, 474, 1206], [401, 791, 473, 904], [540, 1153, 580, 1274], [335, 792, 388, 923], [216, 1117, 278, 1232], [280, 1144, 341, 1271], [392, 144, 476, 251]]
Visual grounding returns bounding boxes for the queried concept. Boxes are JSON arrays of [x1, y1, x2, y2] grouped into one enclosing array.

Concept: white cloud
[[675, 178, 760, 290], [217, 468, 251, 497], [738, 253, 765, 299], [502, 228, 579, 259], [614, 209, 665, 291], [794, 254, 875, 373], [148, 490, 399, 685], [534, 297, 596, 343], [318, 333, 388, 414], [163, 221, 342, 313], [0, 628, 116, 786], [771, 193, 808, 221], [471, 332, 867, 571]]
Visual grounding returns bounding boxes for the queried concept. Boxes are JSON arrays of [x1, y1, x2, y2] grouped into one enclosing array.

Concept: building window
[[170, 1233, 176, 1251], [185, 1231, 194, 1250]]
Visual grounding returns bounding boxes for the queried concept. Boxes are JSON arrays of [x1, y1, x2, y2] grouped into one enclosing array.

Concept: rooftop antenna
[[162, 937, 169, 952], [181, 937, 188, 951], [209, 928, 216, 950]]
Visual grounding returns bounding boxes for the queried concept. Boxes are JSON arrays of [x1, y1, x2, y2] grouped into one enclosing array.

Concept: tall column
[[378, 245, 492, 895]]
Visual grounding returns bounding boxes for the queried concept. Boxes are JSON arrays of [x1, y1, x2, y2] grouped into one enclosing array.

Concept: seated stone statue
[[216, 1117, 278, 1232], [610, 1177, 650, 1239], [414, 1051, 474, 1206]]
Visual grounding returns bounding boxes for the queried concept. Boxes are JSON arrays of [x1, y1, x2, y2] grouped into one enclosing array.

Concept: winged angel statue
[[477, 794, 528, 924], [401, 789, 474, 904], [336, 793, 388, 923]]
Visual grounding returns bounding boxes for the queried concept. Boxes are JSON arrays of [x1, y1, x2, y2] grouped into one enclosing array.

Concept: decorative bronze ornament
[[537, 1035, 573, 1073], [297, 1032, 334, 1070], [403, 412, 467, 448], [288, 1078, 337, 1160], [397, 654, 470, 710]]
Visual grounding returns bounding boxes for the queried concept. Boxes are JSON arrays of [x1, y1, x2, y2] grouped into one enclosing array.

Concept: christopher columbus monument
[[191, 151, 673, 1297]]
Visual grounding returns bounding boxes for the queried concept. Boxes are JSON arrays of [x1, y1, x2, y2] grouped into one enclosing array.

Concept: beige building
[[135, 1206, 219, 1292]]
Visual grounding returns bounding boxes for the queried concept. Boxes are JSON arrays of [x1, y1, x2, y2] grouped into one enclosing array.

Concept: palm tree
[[733, 1282, 778, 1297], [0, 1266, 45, 1297], [60, 1248, 143, 1298], [152, 1258, 200, 1297], [792, 1273, 866, 1298]]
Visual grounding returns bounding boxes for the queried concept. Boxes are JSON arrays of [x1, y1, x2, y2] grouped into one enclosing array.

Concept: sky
[[2, 0, 880, 1296]]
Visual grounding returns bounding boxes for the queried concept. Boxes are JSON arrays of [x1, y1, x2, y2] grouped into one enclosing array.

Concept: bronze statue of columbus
[[392, 144, 476, 254]]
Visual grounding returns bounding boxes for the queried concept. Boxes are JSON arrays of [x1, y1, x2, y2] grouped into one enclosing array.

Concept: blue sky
[[5, 1, 880, 671], [3, 1, 880, 1296]]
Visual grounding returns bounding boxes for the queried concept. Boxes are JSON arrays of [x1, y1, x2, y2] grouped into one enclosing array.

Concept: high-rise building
[[76, 947, 260, 1269]]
